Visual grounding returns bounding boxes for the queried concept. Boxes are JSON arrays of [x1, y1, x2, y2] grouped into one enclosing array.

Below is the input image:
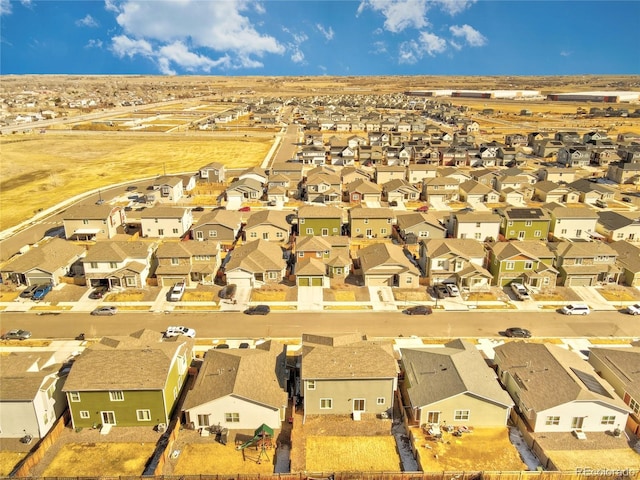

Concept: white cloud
[[419, 31, 447, 55], [85, 39, 104, 49], [399, 31, 446, 64], [449, 24, 486, 47], [399, 40, 420, 64], [291, 48, 305, 64], [76, 14, 98, 28], [449, 39, 461, 50], [316, 23, 334, 41], [560, 50, 572, 57], [358, 0, 429, 32], [434, 0, 477, 15], [0, 0, 12, 15], [371, 40, 387, 54], [107, 0, 285, 73]]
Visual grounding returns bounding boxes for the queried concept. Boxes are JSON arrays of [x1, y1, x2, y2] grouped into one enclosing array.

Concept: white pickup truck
[[168, 282, 186, 302]]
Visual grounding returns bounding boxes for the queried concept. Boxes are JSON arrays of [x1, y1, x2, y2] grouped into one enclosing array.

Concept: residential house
[[447, 212, 501, 242], [458, 180, 500, 205], [545, 204, 599, 241], [588, 347, 640, 434], [300, 333, 398, 421], [395, 212, 446, 245], [533, 139, 564, 158], [294, 235, 351, 280], [199, 162, 226, 183], [0, 237, 84, 287], [82, 240, 156, 289], [343, 179, 383, 205], [592, 149, 622, 167], [348, 206, 395, 239], [305, 171, 342, 204], [140, 207, 193, 239], [533, 181, 580, 203], [555, 131, 582, 144], [375, 165, 406, 184], [299, 145, 327, 165], [505, 133, 528, 148], [422, 177, 459, 203], [382, 179, 421, 204], [358, 145, 384, 165], [183, 341, 288, 431], [0, 351, 69, 439], [63, 329, 195, 429], [400, 340, 513, 427], [418, 238, 492, 289], [606, 162, 640, 185], [439, 167, 471, 185], [297, 205, 344, 237], [549, 241, 620, 286], [568, 179, 616, 205], [152, 176, 184, 203], [154, 241, 220, 287], [498, 207, 551, 241], [340, 166, 371, 186], [494, 342, 629, 433], [224, 239, 286, 287], [407, 164, 438, 185], [243, 210, 291, 243], [597, 211, 640, 243], [536, 167, 578, 184], [487, 241, 557, 288], [471, 168, 498, 187], [63, 204, 126, 241], [225, 178, 264, 205], [355, 242, 420, 287], [191, 209, 242, 249], [557, 146, 591, 167], [492, 175, 533, 195], [440, 147, 469, 166], [610, 241, 640, 286], [239, 167, 268, 185]]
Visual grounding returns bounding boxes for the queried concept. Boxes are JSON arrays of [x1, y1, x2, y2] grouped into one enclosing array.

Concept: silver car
[[3, 329, 32, 340], [91, 306, 118, 316]]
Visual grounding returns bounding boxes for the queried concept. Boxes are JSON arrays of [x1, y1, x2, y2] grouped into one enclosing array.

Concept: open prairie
[[0, 132, 271, 230]]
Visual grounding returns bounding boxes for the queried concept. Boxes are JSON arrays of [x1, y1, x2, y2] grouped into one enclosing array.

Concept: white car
[[627, 304, 640, 315], [165, 326, 196, 338], [560, 304, 590, 315], [510, 283, 531, 300], [444, 283, 460, 296], [168, 282, 186, 302]]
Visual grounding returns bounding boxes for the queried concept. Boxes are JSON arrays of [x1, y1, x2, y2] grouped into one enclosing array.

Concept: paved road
[[1, 310, 638, 341]]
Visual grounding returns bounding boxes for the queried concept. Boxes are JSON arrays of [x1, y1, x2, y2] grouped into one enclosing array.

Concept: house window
[[406, 277, 413, 284], [109, 391, 124, 401], [364, 218, 369, 224], [125, 277, 136, 287], [158, 229, 164, 236], [474, 233, 482, 240], [561, 229, 567, 235], [136, 410, 152, 421], [83, 219, 89, 225], [377, 397, 385, 405], [601, 416, 616, 425], [353, 194, 360, 200], [574, 258, 583, 265], [616, 233, 624, 239], [197, 414, 210, 427], [69, 392, 81, 402], [534, 230, 541, 237], [249, 231, 257, 238], [381, 228, 387, 235], [196, 231, 204, 239], [90, 262, 98, 269], [306, 228, 313, 235], [173, 386, 178, 400], [524, 261, 533, 270], [320, 398, 333, 409], [79, 411, 90, 419], [268, 272, 277, 280], [508, 221, 514, 227], [419, 231, 429, 237], [476, 222, 481, 227], [307, 380, 316, 390], [276, 232, 283, 238], [263, 232, 269, 240], [436, 260, 446, 269], [209, 230, 217, 238], [545, 416, 560, 426], [109, 262, 117, 269], [525, 220, 532, 227], [335, 267, 343, 275], [225, 413, 240, 423], [171, 258, 179, 265], [298, 251, 304, 258], [454, 410, 470, 421], [172, 228, 179, 234], [576, 229, 582, 237], [630, 398, 640, 416], [505, 261, 515, 270], [321, 228, 329, 236], [300, 219, 305, 224]]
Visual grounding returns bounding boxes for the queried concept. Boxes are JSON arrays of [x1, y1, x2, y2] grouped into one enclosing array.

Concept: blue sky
[[1, 0, 639, 76]]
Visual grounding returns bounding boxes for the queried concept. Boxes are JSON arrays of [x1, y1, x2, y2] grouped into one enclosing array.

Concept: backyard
[[170, 443, 275, 475], [305, 436, 401, 472]]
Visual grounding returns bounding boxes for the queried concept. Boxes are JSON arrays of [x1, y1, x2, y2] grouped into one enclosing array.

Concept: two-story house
[[297, 205, 344, 237], [382, 179, 421, 204], [487, 241, 557, 288], [419, 238, 492, 289], [498, 207, 551, 241], [395, 212, 446, 245], [140, 207, 193, 239], [610, 241, 640, 286], [198, 162, 226, 183], [545, 204, 600, 241], [597, 211, 640, 243], [243, 210, 291, 243], [305, 171, 342, 204], [422, 177, 459, 204], [63, 204, 126, 241], [154, 240, 220, 287], [549, 241, 620, 286], [82, 240, 156, 289], [348, 206, 395, 239], [224, 239, 286, 287], [355, 242, 420, 287], [343, 179, 383, 205], [447, 212, 501, 242], [191, 209, 243, 249], [152, 176, 184, 203]]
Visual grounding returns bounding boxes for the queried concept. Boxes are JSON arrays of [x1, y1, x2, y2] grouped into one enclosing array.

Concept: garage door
[[366, 276, 390, 287], [162, 277, 186, 288], [298, 277, 310, 287], [26, 275, 52, 286], [568, 276, 594, 287], [501, 277, 518, 287], [311, 277, 323, 286]]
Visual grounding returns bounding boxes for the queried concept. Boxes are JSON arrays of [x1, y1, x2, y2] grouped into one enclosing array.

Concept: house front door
[[353, 399, 365, 413], [571, 417, 584, 429], [426, 411, 440, 424], [518, 231, 526, 240], [101, 411, 116, 425]]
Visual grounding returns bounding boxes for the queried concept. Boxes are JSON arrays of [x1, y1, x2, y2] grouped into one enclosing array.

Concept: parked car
[[595, 199, 608, 208], [627, 304, 640, 315], [89, 286, 109, 299], [510, 283, 531, 301], [433, 284, 449, 299], [165, 326, 196, 338], [444, 283, 460, 297], [238, 342, 250, 349], [415, 205, 429, 212], [19, 284, 40, 298], [126, 185, 137, 192], [622, 197, 632, 203], [192, 206, 205, 212], [239, 206, 251, 212], [244, 305, 270, 315], [32, 284, 52, 301], [504, 327, 532, 338], [389, 200, 398, 207], [215, 343, 230, 349], [2, 329, 32, 340], [219, 284, 237, 299], [560, 304, 590, 315], [91, 306, 118, 316], [168, 282, 186, 302], [402, 305, 433, 315]]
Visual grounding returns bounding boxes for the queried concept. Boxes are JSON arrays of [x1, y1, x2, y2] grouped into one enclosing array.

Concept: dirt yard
[[305, 436, 401, 472], [411, 427, 528, 472], [547, 449, 640, 470]]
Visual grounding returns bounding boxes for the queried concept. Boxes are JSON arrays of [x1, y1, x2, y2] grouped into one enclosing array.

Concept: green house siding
[[163, 359, 189, 417], [299, 218, 342, 236], [500, 220, 550, 240], [67, 390, 167, 428]]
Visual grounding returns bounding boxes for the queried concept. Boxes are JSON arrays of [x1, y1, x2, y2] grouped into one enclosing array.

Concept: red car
[[415, 205, 429, 212], [239, 206, 251, 212]]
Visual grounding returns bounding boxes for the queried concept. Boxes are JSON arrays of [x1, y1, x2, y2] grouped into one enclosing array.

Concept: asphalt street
[[1, 309, 638, 341]]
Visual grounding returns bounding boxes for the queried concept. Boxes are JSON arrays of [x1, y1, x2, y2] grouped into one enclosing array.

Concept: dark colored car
[[433, 284, 449, 299], [32, 283, 52, 301], [504, 327, 532, 338], [402, 305, 433, 315], [192, 206, 205, 212], [219, 284, 237, 299], [244, 305, 270, 315], [126, 185, 137, 191], [19, 285, 40, 298], [238, 342, 250, 349], [89, 286, 109, 299], [622, 197, 632, 203], [215, 343, 230, 349]]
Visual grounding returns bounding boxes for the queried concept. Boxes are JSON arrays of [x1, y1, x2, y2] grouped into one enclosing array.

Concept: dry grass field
[[42, 442, 155, 477], [0, 452, 26, 476], [411, 427, 527, 472], [305, 436, 401, 472], [0, 133, 271, 230], [171, 443, 274, 475], [547, 448, 640, 470]]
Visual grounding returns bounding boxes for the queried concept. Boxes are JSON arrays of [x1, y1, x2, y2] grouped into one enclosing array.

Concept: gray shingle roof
[[0, 352, 63, 401], [225, 239, 284, 272], [83, 240, 152, 262], [589, 347, 640, 401], [1, 237, 84, 274]]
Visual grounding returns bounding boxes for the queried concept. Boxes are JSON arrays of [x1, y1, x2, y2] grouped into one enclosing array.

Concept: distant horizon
[[1, 1, 639, 76]]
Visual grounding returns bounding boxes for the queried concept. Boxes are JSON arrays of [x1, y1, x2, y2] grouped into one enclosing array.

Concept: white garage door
[[568, 276, 594, 287]]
